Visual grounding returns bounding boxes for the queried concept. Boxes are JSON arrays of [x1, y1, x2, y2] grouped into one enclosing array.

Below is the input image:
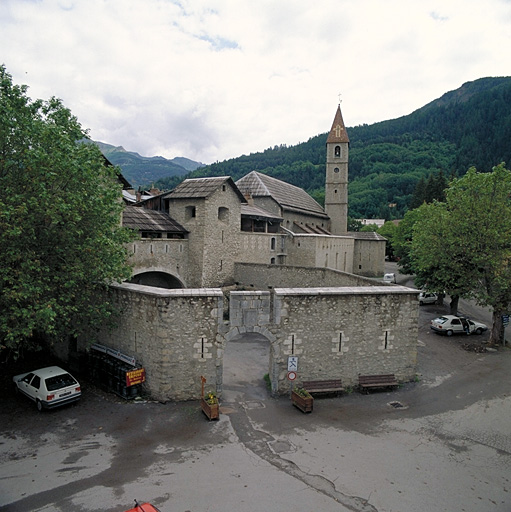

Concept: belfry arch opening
[[129, 271, 184, 289]]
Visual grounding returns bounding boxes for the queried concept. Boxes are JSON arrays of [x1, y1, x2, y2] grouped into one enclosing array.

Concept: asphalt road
[[1, 270, 510, 512]]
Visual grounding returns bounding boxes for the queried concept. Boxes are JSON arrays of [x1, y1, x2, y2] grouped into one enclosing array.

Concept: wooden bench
[[302, 379, 344, 396], [358, 374, 398, 393]]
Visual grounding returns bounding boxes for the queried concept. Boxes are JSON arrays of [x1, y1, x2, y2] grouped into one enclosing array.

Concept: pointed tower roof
[[326, 104, 350, 144]]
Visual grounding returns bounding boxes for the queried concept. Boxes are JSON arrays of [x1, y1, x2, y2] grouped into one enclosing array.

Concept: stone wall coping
[[112, 282, 223, 297], [290, 233, 353, 239], [230, 291, 271, 296], [274, 286, 420, 296]]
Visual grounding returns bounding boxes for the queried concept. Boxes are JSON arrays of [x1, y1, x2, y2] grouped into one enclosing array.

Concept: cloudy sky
[[1, 0, 510, 164]]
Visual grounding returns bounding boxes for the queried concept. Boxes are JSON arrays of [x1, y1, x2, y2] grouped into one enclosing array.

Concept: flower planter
[[201, 397, 220, 420], [291, 390, 313, 413]]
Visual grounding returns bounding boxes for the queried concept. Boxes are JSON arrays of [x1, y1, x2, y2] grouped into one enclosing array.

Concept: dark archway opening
[[129, 271, 184, 289], [222, 332, 271, 402]]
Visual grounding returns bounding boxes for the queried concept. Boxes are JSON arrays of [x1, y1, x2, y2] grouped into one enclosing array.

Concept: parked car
[[430, 315, 488, 336], [383, 273, 396, 283], [419, 292, 438, 305], [13, 366, 81, 411]]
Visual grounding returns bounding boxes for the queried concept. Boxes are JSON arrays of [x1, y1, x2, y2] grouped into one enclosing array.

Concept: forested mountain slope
[[146, 77, 511, 219]]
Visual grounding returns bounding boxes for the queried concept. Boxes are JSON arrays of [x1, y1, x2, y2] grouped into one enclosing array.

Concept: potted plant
[[291, 387, 313, 413], [201, 390, 220, 420]]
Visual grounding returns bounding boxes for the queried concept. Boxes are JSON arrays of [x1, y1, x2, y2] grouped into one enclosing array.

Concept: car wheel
[[475, 328, 483, 335], [446, 330, 453, 336], [36, 400, 43, 412]]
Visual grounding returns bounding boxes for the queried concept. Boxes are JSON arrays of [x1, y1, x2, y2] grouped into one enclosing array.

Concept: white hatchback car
[[13, 366, 81, 411], [419, 292, 438, 305]]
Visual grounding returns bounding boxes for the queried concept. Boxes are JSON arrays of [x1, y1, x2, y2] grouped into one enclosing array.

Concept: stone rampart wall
[[128, 239, 190, 286], [353, 238, 386, 277], [272, 286, 418, 393], [234, 262, 376, 289], [79, 283, 224, 401], [82, 283, 418, 401]]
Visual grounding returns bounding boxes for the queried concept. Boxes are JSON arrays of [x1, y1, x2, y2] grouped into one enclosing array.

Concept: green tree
[[411, 164, 511, 344], [378, 221, 398, 260], [0, 66, 135, 358], [347, 217, 362, 231], [411, 202, 470, 314], [393, 208, 424, 275]]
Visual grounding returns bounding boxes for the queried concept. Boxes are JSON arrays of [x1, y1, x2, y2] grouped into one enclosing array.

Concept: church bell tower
[[325, 104, 350, 235]]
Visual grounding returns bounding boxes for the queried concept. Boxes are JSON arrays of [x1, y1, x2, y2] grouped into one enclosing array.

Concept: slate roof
[[165, 176, 246, 202], [122, 206, 188, 234], [236, 171, 328, 218], [326, 104, 350, 144], [241, 204, 283, 221], [347, 231, 386, 241]]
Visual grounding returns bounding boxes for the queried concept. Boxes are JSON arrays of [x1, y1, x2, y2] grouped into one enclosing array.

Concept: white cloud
[[1, 0, 510, 163]]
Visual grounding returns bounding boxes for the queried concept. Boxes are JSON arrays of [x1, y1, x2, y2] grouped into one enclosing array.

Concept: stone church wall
[[238, 232, 285, 265], [285, 234, 355, 272], [282, 210, 330, 233]]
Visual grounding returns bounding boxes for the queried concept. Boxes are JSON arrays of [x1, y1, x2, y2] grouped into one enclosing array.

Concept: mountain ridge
[[100, 77, 511, 218], [95, 141, 204, 187]]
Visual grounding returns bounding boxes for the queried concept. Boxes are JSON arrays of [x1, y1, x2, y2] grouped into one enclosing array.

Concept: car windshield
[[434, 317, 448, 324], [45, 373, 77, 391]]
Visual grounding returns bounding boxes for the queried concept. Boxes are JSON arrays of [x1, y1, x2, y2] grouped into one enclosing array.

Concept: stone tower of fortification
[[325, 105, 350, 235]]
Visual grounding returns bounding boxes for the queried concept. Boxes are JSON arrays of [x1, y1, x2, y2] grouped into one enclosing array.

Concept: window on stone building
[[186, 206, 196, 219], [270, 257, 276, 264], [271, 237, 276, 250], [254, 220, 265, 232], [335, 145, 341, 157], [218, 207, 229, 222]]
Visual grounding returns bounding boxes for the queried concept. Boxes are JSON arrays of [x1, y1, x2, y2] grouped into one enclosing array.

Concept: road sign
[[503, 314, 509, 326], [287, 371, 297, 381], [287, 356, 298, 371]]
